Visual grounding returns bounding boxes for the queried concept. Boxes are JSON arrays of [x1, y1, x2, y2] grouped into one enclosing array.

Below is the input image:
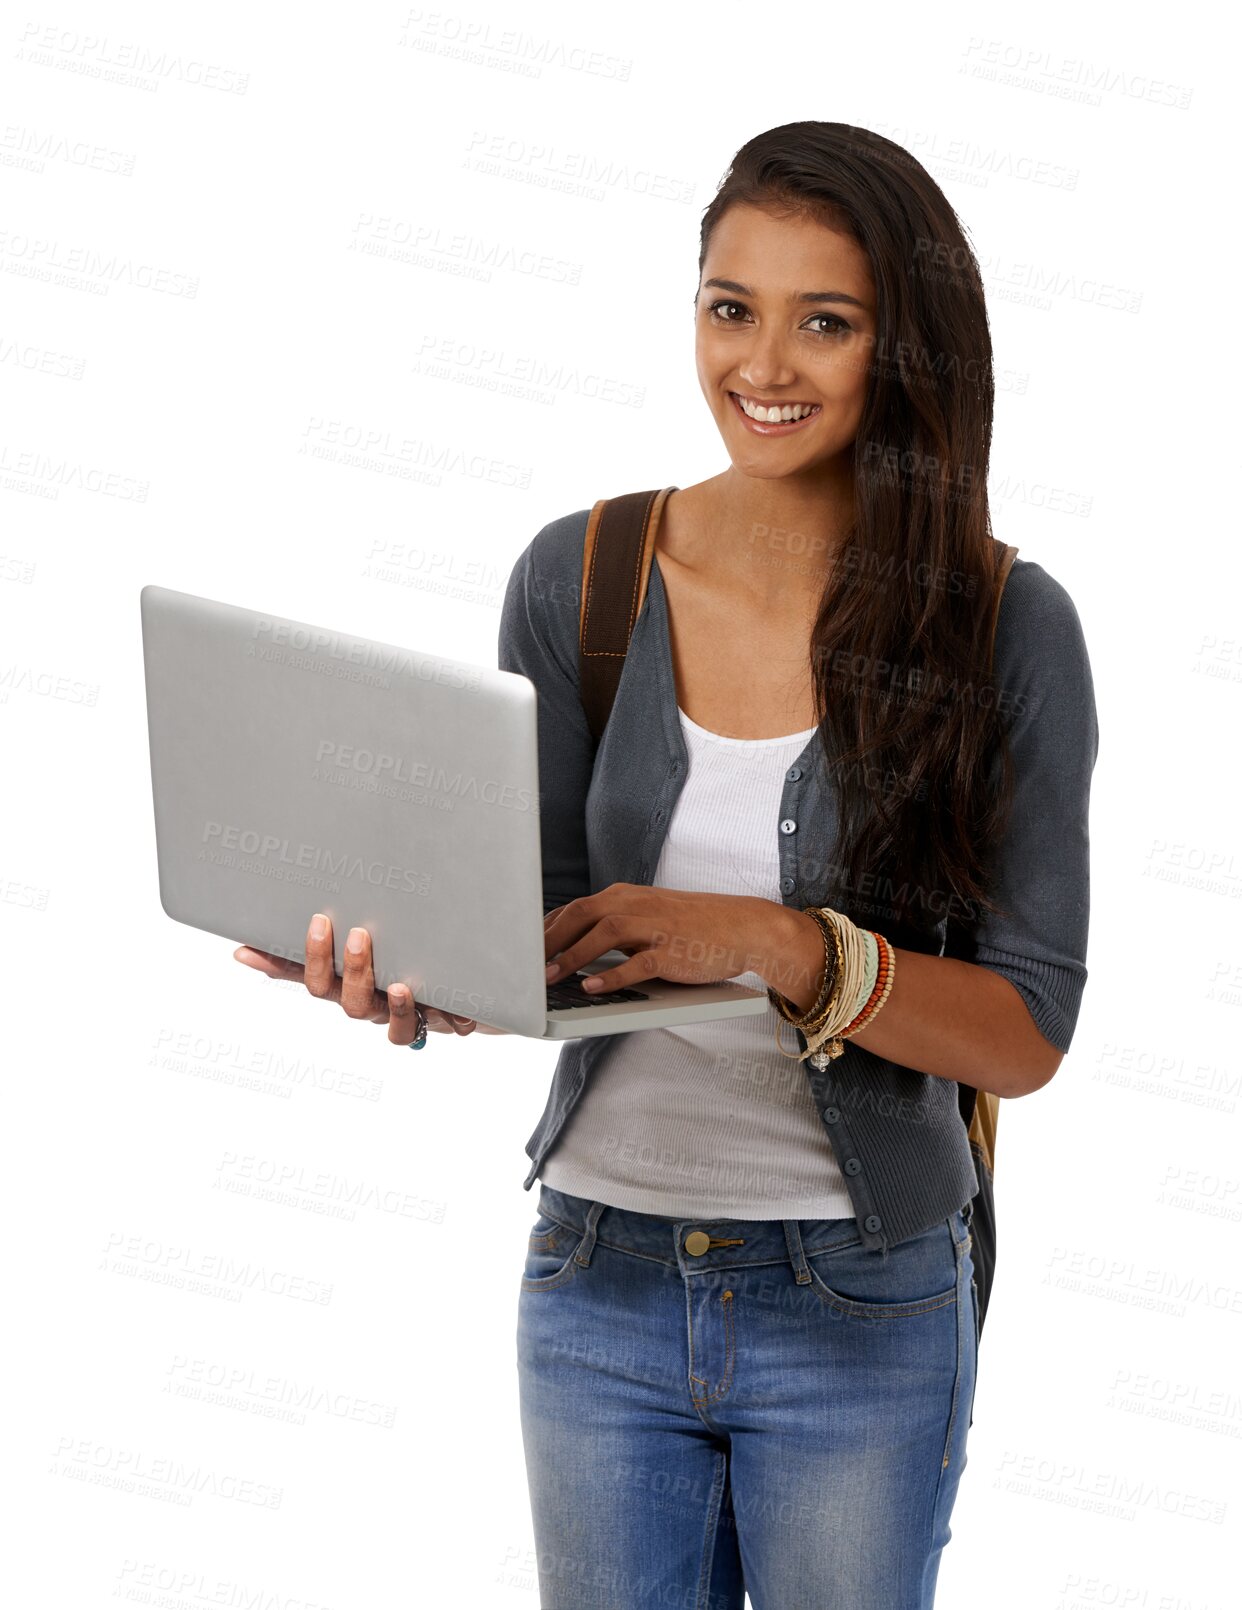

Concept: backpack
[[576, 484, 1018, 1342]]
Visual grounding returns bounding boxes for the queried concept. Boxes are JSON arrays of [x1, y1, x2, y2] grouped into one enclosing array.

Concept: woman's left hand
[[544, 884, 800, 995]]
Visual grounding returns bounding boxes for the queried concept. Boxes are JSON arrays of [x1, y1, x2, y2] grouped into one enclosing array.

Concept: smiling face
[[695, 201, 877, 481]]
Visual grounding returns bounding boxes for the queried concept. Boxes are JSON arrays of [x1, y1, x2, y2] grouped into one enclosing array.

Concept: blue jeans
[[516, 1185, 979, 1610]]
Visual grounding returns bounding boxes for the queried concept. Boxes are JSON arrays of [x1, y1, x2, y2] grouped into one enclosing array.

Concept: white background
[[1, 3, 1236, 1607]]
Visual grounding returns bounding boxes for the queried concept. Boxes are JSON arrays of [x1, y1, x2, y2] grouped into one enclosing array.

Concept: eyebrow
[[702, 276, 868, 311]]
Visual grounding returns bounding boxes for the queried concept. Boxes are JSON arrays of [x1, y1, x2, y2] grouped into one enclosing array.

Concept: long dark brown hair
[[698, 121, 1016, 940]]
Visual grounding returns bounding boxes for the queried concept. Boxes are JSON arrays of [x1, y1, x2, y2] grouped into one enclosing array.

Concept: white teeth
[[736, 395, 819, 423]]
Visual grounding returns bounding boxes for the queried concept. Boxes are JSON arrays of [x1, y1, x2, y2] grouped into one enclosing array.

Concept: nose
[[736, 327, 798, 395]]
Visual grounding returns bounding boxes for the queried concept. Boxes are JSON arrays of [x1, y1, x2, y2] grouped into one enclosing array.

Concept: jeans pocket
[[802, 1219, 959, 1320], [521, 1212, 585, 1293]]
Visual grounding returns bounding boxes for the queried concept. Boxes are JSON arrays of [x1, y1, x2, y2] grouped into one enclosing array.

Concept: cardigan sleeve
[[496, 509, 597, 917], [943, 559, 1099, 1054]]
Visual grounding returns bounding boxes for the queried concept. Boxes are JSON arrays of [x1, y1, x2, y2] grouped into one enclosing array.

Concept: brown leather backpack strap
[[578, 485, 677, 744], [969, 1088, 1000, 1175]]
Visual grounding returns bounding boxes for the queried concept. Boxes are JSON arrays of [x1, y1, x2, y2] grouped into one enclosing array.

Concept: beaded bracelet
[[812, 910, 869, 1032], [772, 907, 881, 1064], [803, 930, 897, 1067], [841, 932, 893, 1037], [770, 907, 865, 1042]]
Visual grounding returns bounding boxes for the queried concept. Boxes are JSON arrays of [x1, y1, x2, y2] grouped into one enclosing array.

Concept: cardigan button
[[781, 876, 795, 896], [822, 1106, 841, 1123], [787, 765, 802, 781], [780, 818, 797, 834], [844, 1158, 862, 1176], [864, 1215, 882, 1233]]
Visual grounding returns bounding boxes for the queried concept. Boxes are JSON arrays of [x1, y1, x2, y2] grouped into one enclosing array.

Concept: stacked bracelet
[[769, 907, 898, 1069], [840, 933, 894, 1038], [768, 908, 841, 1034], [803, 930, 895, 1068]]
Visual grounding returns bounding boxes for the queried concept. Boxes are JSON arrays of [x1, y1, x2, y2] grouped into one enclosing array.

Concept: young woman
[[235, 121, 1098, 1608]]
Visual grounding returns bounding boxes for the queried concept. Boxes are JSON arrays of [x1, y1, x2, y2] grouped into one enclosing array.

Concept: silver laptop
[[139, 584, 771, 1039]]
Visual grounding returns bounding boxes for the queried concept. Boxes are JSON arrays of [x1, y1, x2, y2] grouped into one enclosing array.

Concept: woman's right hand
[[233, 914, 506, 1044]]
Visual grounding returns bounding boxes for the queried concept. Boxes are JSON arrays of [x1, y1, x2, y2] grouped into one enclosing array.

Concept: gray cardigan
[[497, 506, 1099, 1250]]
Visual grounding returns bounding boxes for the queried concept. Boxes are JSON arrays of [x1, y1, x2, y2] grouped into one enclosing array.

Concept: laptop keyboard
[[547, 970, 652, 1011]]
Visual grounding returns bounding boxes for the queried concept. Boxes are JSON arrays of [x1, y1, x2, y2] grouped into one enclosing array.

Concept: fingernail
[[545, 962, 559, 980], [346, 928, 365, 953], [583, 976, 602, 991], [310, 915, 327, 939]]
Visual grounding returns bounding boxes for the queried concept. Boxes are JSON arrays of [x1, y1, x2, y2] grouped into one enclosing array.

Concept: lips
[[729, 391, 822, 433]]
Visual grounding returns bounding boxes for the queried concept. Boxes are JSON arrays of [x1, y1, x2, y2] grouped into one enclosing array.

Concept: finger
[[340, 926, 382, 1019], [422, 1008, 474, 1035], [265, 951, 309, 982], [234, 944, 273, 968], [544, 885, 636, 954], [303, 914, 338, 1000], [546, 913, 631, 981], [385, 984, 423, 1047], [234, 945, 306, 983], [543, 896, 591, 960], [579, 948, 660, 995]]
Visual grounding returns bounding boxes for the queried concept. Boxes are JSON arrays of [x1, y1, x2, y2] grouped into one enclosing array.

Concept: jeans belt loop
[[783, 1220, 813, 1286], [573, 1200, 608, 1269]]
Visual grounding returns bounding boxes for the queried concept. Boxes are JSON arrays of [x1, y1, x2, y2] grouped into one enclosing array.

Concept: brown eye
[[807, 313, 850, 337]]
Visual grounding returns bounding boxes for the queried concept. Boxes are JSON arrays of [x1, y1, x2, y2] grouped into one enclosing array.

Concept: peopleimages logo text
[[314, 740, 534, 811], [201, 822, 429, 894], [251, 617, 482, 687]]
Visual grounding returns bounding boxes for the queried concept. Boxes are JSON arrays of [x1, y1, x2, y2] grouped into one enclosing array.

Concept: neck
[[696, 467, 853, 599]]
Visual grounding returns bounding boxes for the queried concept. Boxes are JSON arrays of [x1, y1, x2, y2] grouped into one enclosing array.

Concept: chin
[[722, 455, 803, 483]]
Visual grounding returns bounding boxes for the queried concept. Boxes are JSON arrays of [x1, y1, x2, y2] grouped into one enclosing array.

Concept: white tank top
[[539, 704, 856, 1219]]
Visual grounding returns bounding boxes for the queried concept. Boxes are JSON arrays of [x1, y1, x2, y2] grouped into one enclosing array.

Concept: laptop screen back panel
[[140, 585, 549, 1037]]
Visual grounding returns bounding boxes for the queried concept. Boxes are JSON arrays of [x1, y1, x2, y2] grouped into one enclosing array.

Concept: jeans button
[[684, 1231, 711, 1256]]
